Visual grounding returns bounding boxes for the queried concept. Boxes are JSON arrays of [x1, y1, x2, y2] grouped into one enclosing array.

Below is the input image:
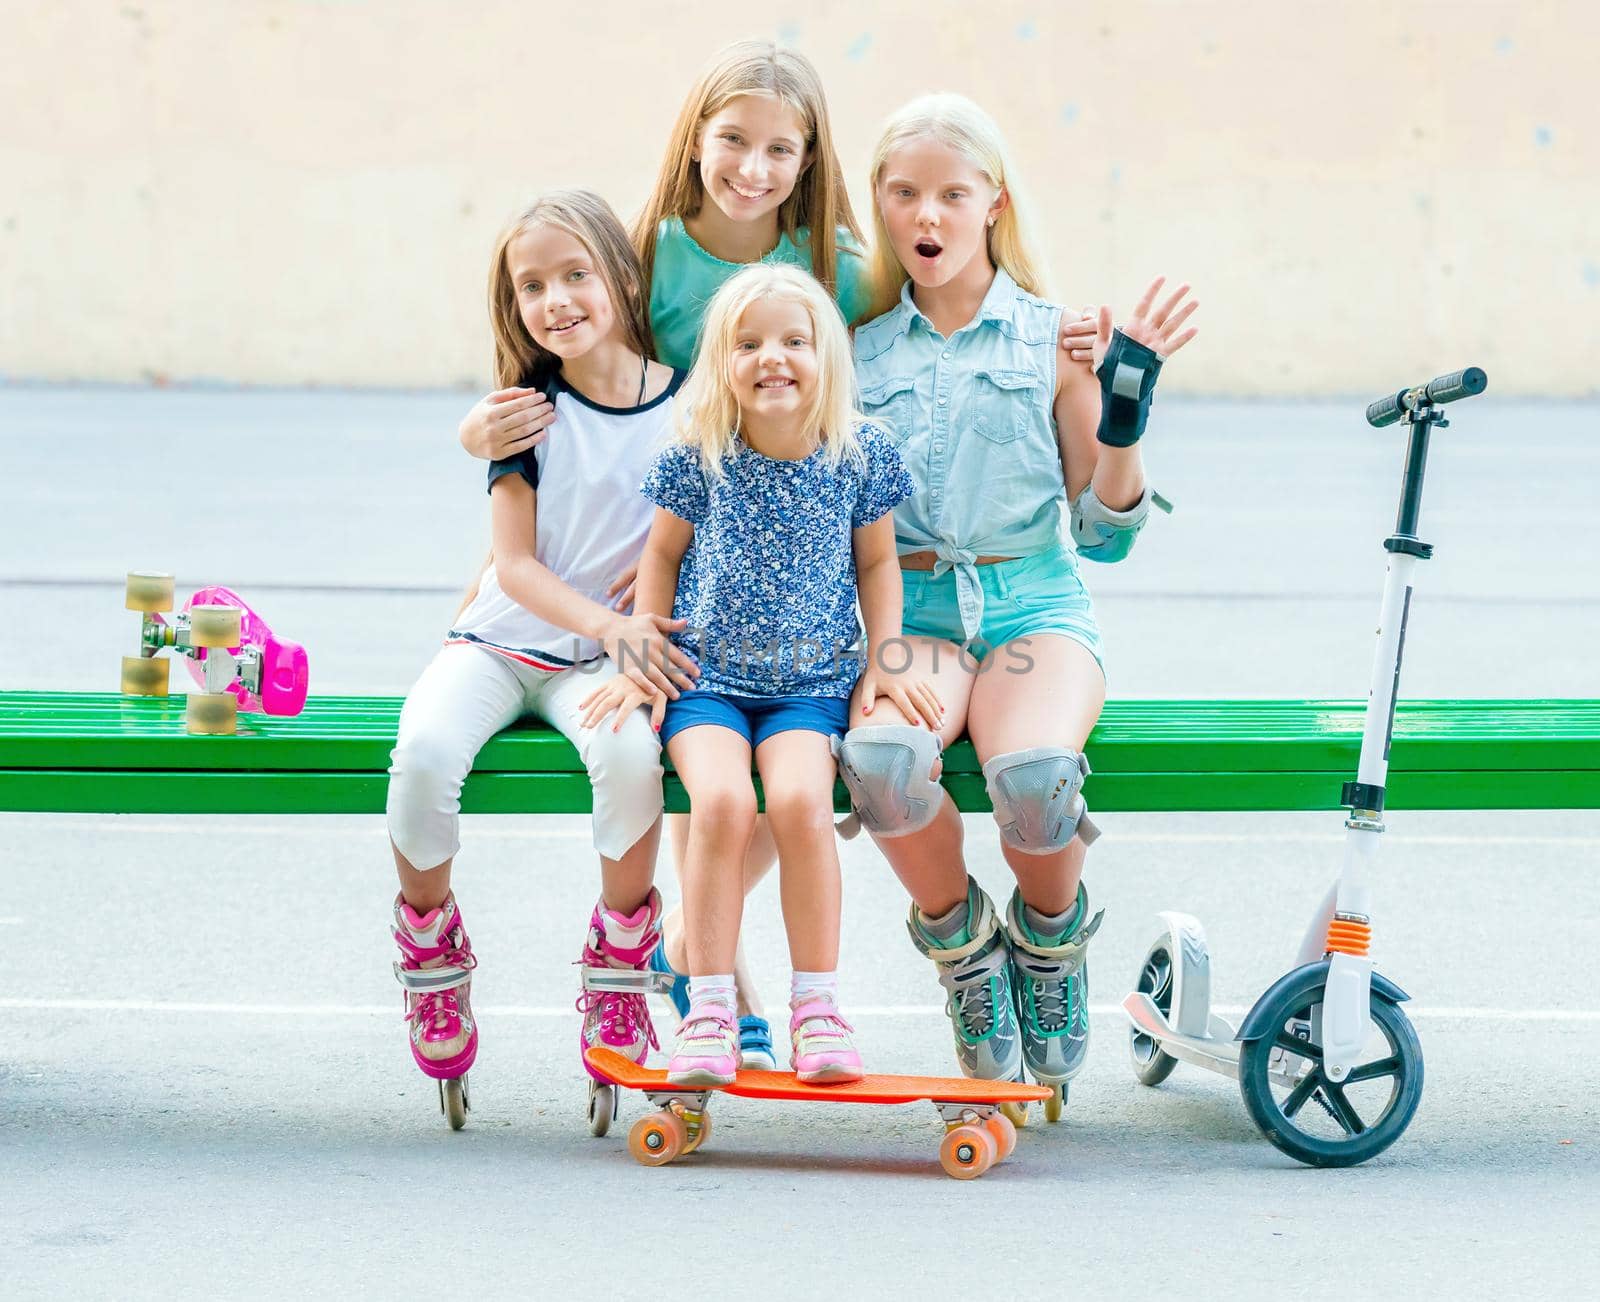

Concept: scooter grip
[[1425, 366, 1487, 404], [1366, 390, 1406, 428]]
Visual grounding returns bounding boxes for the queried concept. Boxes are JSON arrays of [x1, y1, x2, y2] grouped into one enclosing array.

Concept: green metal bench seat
[[2, 692, 1596, 815]]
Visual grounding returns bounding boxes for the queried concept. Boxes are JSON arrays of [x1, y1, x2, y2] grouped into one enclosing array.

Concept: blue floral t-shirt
[[640, 424, 915, 698]]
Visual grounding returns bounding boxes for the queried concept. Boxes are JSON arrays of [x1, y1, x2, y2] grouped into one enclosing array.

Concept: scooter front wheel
[[1237, 967, 1423, 1168], [1128, 941, 1180, 1086]]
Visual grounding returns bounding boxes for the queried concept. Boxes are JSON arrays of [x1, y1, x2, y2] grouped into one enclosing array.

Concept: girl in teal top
[[840, 94, 1200, 1118]]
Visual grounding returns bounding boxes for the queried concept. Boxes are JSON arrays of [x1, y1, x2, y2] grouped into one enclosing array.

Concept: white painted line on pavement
[[3, 997, 1597, 1022], [4, 816, 1597, 848]]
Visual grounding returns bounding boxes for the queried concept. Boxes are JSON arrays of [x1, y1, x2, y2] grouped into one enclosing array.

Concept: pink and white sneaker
[[392, 893, 478, 1081], [666, 1002, 740, 1086], [576, 890, 662, 1078], [789, 998, 864, 1084]]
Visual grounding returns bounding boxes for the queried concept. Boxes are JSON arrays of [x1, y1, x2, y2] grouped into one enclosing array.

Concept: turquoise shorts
[[900, 545, 1105, 672]]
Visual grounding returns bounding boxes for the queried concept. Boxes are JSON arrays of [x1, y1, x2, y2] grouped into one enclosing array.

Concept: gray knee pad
[[982, 746, 1101, 854], [831, 724, 944, 839]]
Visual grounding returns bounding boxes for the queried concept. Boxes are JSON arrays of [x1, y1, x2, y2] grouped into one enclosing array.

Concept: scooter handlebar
[[1367, 367, 1487, 427]]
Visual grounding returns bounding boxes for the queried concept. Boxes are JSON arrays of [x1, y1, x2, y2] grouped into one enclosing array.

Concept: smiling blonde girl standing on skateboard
[[581, 264, 939, 1086], [839, 95, 1200, 1118], [456, 41, 872, 1073], [385, 190, 701, 1127]]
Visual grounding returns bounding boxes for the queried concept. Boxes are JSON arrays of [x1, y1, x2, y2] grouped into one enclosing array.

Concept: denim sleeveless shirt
[[853, 269, 1069, 640]]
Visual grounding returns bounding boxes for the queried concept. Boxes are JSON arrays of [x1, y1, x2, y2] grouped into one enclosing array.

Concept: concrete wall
[[2, 1, 1591, 394]]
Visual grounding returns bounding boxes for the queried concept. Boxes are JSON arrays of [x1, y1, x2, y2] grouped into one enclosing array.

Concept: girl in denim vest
[[841, 94, 1200, 1118]]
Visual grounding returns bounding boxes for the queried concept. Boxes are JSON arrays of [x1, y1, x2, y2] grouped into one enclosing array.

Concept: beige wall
[[2, 1, 1591, 394]]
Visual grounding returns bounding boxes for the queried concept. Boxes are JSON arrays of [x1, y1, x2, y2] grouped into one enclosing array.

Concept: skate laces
[[398, 922, 475, 1031], [408, 988, 464, 1034], [936, 940, 1009, 1038], [575, 984, 659, 1052], [1013, 949, 1083, 1034]]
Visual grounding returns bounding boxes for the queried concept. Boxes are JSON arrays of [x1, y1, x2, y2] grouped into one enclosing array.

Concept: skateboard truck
[[121, 571, 309, 735]]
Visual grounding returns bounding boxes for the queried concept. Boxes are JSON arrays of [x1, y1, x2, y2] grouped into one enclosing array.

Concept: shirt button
[[941, 351, 951, 360], [937, 396, 947, 406]]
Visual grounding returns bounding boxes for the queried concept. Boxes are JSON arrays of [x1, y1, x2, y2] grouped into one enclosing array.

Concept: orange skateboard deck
[[585, 1046, 1049, 1180]]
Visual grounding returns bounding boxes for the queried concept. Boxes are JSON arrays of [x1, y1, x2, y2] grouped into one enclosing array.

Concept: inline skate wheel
[[121, 655, 171, 697], [1044, 1082, 1067, 1123], [1237, 965, 1423, 1168], [629, 1111, 688, 1166], [999, 1099, 1030, 1128], [185, 692, 237, 735], [983, 1112, 1017, 1161], [440, 1075, 469, 1131], [189, 603, 242, 649], [587, 1082, 616, 1138], [125, 571, 175, 612], [939, 1124, 996, 1180]]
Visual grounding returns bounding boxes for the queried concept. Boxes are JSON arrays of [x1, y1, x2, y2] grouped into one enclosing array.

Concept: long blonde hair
[[676, 264, 864, 479], [487, 190, 655, 389], [866, 94, 1048, 319], [632, 41, 863, 310]]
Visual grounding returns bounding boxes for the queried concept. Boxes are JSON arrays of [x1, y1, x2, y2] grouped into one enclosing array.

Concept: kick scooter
[[1120, 366, 1487, 1166]]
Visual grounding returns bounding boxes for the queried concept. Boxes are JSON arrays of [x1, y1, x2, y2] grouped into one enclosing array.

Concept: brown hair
[[488, 189, 656, 389], [631, 41, 864, 316]]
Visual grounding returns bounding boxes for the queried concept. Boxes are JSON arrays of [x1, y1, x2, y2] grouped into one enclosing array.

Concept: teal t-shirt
[[649, 217, 874, 369]]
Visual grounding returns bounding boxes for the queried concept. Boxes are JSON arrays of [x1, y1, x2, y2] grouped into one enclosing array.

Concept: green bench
[[2, 692, 1596, 815]]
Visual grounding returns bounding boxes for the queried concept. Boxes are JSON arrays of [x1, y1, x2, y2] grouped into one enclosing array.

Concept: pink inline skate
[[576, 889, 664, 1136], [392, 893, 478, 1130]]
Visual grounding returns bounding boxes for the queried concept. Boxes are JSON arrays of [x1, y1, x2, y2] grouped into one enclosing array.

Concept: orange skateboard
[[584, 1046, 1050, 1180]]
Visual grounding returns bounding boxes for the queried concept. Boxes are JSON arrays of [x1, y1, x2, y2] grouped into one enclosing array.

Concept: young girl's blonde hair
[[488, 189, 656, 389], [866, 94, 1048, 319], [632, 41, 864, 309], [676, 264, 863, 479]]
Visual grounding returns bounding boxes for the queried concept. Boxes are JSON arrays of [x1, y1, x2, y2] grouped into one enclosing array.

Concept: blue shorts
[[660, 690, 851, 749], [901, 544, 1105, 672]]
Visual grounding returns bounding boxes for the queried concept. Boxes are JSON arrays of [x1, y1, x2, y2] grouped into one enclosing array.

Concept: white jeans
[[386, 643, 663, 869]]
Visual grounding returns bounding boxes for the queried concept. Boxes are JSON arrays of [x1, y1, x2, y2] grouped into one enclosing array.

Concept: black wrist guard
[[1096, 329, 1163, 447]]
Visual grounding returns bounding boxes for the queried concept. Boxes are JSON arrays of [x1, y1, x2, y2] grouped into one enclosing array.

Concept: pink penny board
[[181, 585, 309, 715]]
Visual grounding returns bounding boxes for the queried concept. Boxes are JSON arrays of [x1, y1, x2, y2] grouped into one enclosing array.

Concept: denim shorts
[[900, 544, 1105, 671], [660, 689, 851, 748]]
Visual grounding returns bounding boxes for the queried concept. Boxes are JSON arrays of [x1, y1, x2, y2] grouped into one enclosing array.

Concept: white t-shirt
[[451, 368, 685, 667]]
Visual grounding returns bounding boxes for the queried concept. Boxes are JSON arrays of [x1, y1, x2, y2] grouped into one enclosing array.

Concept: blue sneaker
[[647, 940, 690, 1018], [738, 1015, 778, 1071]]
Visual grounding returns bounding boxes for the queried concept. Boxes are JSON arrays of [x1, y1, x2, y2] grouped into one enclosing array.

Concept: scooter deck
[[585, 1047, 1049, 1106]]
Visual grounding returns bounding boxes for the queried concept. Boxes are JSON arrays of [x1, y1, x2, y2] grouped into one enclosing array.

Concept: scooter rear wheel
[[1237, 967, 1423, 1167]]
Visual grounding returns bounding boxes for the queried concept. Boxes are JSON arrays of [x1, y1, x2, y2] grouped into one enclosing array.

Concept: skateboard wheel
[[629, 1111, 688, 1167], [125, 571, 175, 612], [189, 603, 242, 649], [939, 1124, 996, 1180], [983, 1112, 1017, 1161], [680, 1108, 712, 1155], [185, 692, 237, 735], [121, 655, 171, 697], [1044, 1083, 1066, 1124], [440, 1075, 469, 1131], [1000, 1100, 1030, 1129]]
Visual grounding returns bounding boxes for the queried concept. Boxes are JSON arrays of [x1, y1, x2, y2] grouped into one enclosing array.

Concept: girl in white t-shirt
[[385, 190, 699, 1126]]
